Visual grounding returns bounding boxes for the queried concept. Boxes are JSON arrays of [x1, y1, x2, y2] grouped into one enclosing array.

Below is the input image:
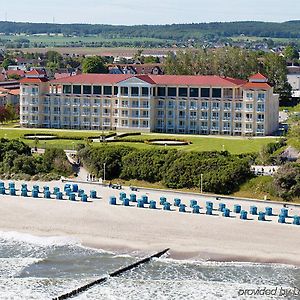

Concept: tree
[[1, 58, 14, 70], [82, 56, 107, 74], [273, 163, 300, 201], [263, 53, 292, 100], [284, 45, 299, 61]]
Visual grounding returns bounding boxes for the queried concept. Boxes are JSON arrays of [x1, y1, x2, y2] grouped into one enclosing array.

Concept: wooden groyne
[[52, 248, 170, 300]]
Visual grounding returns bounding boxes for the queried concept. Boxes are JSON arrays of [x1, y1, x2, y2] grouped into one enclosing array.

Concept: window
[[201, 101, 208, 109], [223, 88, 233, 98], [246, 92, 253, 100], [190, 88, 199, 98], [257, 104, 265, 112], [158, 87, 166, 97], [246, 103, 253, 111], [142, 87, 149, 96], [167, 87, 177, 97], [114, 86, 118, 96], [235, 103, 243, 110], [131, 87, 139, 96], [121, 87, 128, 96], [83, 85, 92, 94], [201, 88, 210, 98], [103, 86, 112, 95], [73, 85, 82, 94], [258, 93, 266, 100], [179, 88, 188, 97], [63, 85, 71, 94], [212, 88, 221, 98], [93, 86, 101, 95], [212, 102, 219, 109]]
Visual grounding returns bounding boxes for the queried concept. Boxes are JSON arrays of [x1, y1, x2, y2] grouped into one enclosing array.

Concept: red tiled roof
[[26, 69, 46, 75], [8, 89, 20, 96], [148, 75, 245, 86], [242, 82, 272, 90], [50, 74, 132, 84], [6, 70, 25, 77], [249, 73, 268, 80], [135, 75, 157, 84], [50, 74, 246, 87], [20, 78, 49, 84]]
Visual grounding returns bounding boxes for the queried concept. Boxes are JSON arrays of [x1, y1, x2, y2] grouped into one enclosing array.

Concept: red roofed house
[[20, 72, 279, 136]]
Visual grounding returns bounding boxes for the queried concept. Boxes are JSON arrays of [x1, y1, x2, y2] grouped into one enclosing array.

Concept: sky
[[2, 0, 300, 25]]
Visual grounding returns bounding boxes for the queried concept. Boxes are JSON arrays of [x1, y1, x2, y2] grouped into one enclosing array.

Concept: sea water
[[0, 232, 299, 300]]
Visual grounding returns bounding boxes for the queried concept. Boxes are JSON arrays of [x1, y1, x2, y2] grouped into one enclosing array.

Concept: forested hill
[[1, 20, 300, 40]]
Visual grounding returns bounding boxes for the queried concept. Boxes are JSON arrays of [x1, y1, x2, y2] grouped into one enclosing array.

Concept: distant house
[[0, 87, 20, 107], [109, 64, 164, 75], [53, 68, 82, 80], [287, 66, 300, 98], [6, 69, 26, 79]]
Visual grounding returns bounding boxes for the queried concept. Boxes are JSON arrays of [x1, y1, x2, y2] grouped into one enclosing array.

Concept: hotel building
[[20, 70, 279, 136]]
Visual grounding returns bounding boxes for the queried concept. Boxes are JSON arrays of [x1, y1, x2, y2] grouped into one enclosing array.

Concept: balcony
[[189, 116, 197, 120], [200, 126, 208, 130], [234, 127, 242, 132], [245, 128, 253, 132], [256, 129, 265, 133], [211, 107, 220, 111], [102, 103, 111, 107], [211, 127, 219, 131], [222, 127, 231, 131], [82, 112, 91, 116], [211, 117, 219, 121], [223, 117, 231, 121], [257, 109, 265, 112], [223, 107, 231, 111], [201, 107, 208, 111], [189, 106, 197, 110], [200, 117, 208, 120], [245, 118, 253, 122], [257, 119, 265, 123]]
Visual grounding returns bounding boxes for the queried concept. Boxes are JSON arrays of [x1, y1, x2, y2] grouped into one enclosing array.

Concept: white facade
[[20, 73, 279, 136]]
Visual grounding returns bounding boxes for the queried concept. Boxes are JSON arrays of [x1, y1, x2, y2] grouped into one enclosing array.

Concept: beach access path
[[0, 179, 299, 266]]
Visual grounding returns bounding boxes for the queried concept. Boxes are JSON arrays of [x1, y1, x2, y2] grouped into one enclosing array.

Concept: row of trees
[[0, 139, 72, 177], [1, 21, 300, 39], [78, 145, 252, 195], [164, 48, 291, 99]]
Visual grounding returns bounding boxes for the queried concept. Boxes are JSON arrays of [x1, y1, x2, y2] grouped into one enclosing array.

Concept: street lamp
[[103, 162, 106, 182], [200, 173, 203, 194]]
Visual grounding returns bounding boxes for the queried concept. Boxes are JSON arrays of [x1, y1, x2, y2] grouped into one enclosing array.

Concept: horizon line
[[0, 19, 299, 27]]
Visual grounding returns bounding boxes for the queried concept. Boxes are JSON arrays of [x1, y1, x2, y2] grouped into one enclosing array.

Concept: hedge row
[[78, 145, 252, 195]]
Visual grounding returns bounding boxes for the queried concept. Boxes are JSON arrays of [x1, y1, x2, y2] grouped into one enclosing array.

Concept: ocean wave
[[0, 231, 79, 247], [154, 257, 300, 270]]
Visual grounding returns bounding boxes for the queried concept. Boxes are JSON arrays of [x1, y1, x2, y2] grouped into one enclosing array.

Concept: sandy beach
[[0, 179, 300, 266]]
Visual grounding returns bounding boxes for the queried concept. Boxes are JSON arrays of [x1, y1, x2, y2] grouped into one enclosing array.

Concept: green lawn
[[0, 127, 278, 153], [113, 133, 278, 154]]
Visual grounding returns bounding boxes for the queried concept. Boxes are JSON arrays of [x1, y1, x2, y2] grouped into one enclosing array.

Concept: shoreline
[[0, 180, 300, 267]]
